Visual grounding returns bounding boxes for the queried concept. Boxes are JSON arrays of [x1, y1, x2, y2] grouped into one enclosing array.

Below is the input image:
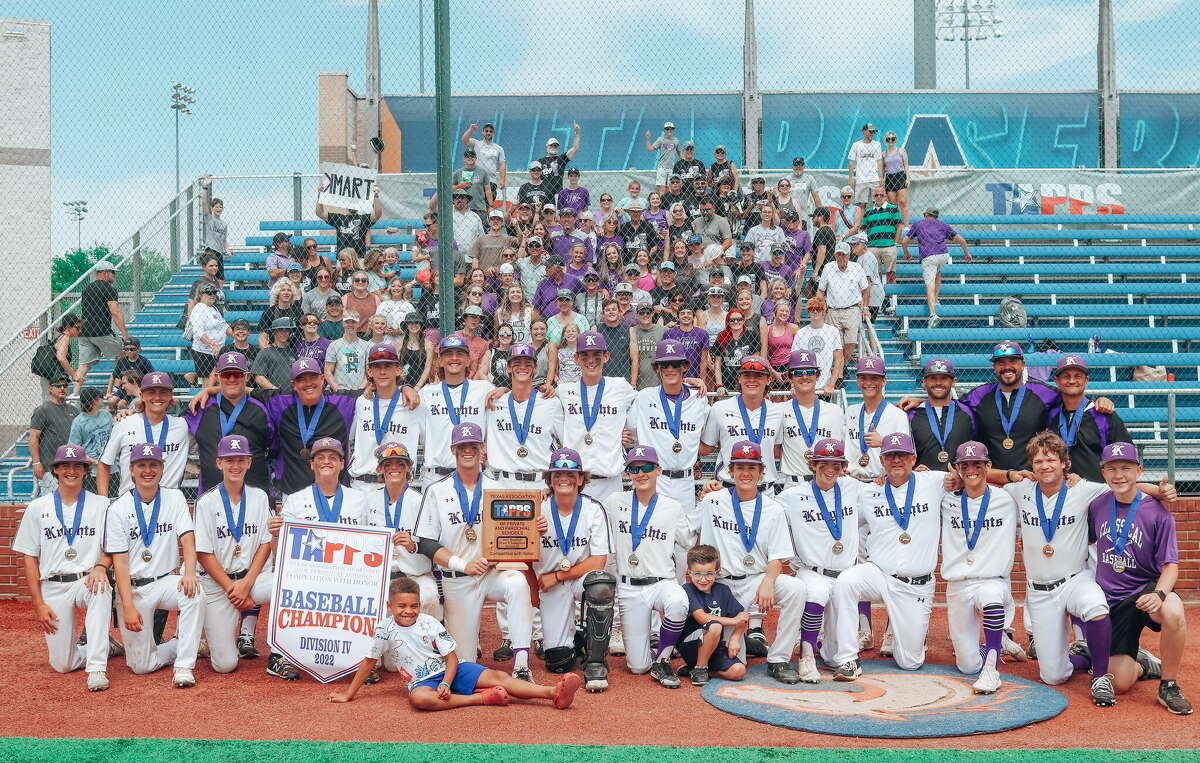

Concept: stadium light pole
[[171, 83, 196, 193], [64, 200, 87, 253], [936, 0, 1003, 89], [433, 0, 455, 338]]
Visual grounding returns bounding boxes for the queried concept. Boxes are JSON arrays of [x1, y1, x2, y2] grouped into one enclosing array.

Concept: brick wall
[[2, 500, 1198, 601]]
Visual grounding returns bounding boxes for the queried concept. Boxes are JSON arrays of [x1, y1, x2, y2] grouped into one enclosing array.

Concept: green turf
[[0, 739, 1197, 762]]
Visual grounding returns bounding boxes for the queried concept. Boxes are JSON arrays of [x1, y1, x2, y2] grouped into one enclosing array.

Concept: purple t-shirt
[[1088, 491, 1179, 603], [904, 218, 958, 258], [662, 326, 710, 378], [782, 227, 813, 271], [556, 187, 590, 216], [295, 337, 330, 364]]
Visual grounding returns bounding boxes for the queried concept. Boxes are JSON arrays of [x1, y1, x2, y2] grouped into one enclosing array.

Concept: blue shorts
[[411, 660, 487, 694], [679, 638, 743, 673]]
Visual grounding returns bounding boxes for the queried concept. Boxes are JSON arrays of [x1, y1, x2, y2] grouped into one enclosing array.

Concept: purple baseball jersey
[[1088, 491, 1179, 603]]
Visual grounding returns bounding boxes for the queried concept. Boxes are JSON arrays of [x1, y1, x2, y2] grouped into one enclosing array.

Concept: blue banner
[[1119, 92, 1200, 168]]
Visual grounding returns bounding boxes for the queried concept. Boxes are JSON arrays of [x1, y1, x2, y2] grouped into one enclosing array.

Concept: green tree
[[51, 245, 110, 296]]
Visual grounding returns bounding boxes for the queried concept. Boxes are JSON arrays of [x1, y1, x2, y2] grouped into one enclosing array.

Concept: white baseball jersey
[[844, 403, 911, 479], [415, 472, 501, 561], [779, 398, 846, 478], [100, 414, 190, 494], [556, 376, 637, 478], [858, 471, 946, 577], [778, 476, 863, 571], [1003, 479, 1109, 583], [367, 613, 456, 690], [485, 390, 564, 473], [418, 380, 495, 473], [364, 484, 431, 576], [940, 487, 1018, 581], [534, 494, 610, 576], [193, 484, 273, 576], [698, 488, 794, 578], [280, 484, 370, 527], [348, 392, 422, 478], [701, 395, 785, 484], [104, 487, 193, 579], [12, 490, 108, 577], [629, 385, 710, 473], [603, 490, 689, 579]]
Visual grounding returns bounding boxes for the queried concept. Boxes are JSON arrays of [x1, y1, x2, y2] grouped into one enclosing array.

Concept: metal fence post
[[1167, 390, 1177, 483], [131, 230, 143, 313], [169, 197, 180, 271], [186, 184, 195, 260], [293, 172, 303, 237]]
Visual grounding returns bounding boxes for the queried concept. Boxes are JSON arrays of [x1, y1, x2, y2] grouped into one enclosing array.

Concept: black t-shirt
[[672, 158, 706, 185], [709, 160, 734, 187], [908, 401, 977, 471], [80, 279, 119, 337], [537, 154, 571, 198], [714, 330, 760, 388], [729, 261, 768, 292], [111, 354, 154, 381], [650, 283, 685, 308], [219, 342, 260, 366], [681, 581, 744, 644], [662, 191, 687, 210], [740, 191, 772, 233], [257, 303, 304, 348], [1050, 405, 1132, 482], [963, 381, 1058, 471], [811, 225, 837, 267], [325, 213, 374, 258], [617, 220, 660, 259], [190, 394, 272, 493], [517, 182, 552, 210], [597, 322, 633, 378], [417, 289, 442, 329], [668, 223, 693, 248]]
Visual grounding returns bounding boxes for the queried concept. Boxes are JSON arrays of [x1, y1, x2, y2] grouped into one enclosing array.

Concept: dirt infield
[[1, 599, 1196, 749]]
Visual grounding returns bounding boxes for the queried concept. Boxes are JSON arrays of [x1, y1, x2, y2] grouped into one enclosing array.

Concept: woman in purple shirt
[[662, 306, 710, 379]]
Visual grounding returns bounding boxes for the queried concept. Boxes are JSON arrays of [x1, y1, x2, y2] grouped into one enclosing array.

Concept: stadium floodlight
[[936, 0, 1004, 89], [171, 82, 197, 193], [63, 200, 87, 252]]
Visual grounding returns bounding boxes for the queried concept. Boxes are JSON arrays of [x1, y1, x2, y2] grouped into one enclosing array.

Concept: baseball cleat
[[108, 636, 125, 658], [512, 665, 533, 683], [533, 638, 545, 659], [1090, 674, 1116, 707], [1158, 681, 1194, 715], [583, 662, 608, 693], [492, 639, 514, 662], [1068, 639, 1090, 668], [480, 686, 510, 706], [745, 627, 770, 658], [87, 671, 109, 692], [267, 653, 300, 680], [196, 638, 210, 659], [1001, 630, 1028, 662], [833, 660, 862, 682], [796, 656, 821, 684], [857, 629, 872, 652], [584, 676, 609, 693], [237, 634, 259, 659], [690, 666, 710, 686], [608, 626, 626, 656], [879, 631, 895, 658], [972, 665, 1002, 694], [553, 672, 583, 709], [649, 660, 681, 688], [173, 668, 196, 688], [767, 661, 801, 684], [1137, 648, 1162, 681], [365, 668, 381, 685]]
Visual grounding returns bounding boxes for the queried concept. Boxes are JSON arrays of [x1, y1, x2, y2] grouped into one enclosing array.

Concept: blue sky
[[2, 0, 1193, 253]]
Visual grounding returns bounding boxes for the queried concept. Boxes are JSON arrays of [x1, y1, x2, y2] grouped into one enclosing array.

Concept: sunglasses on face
[[317, 275, 331, 280], [659, 360, 686, 370], [626, 463, 657, 474], [353, 278, 368, 283], [219, 371, 245, 380], [791, 368, 818, 377], [740, 360, 769, 373], [886, 137, 896, 142], [306, 245, 318, 250], [728, 317, 744, 324], [302, 320, 318, 326], [553, 458, 580, 470], [841, 194, 852, 198], [50, 382, 69, 389]]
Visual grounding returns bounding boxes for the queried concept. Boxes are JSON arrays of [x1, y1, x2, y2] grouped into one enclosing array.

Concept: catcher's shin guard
[[580, 569, 616, 692]]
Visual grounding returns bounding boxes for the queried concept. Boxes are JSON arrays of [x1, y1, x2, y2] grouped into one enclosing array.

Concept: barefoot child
[[679, 544, 748, 686], [329, 577, 583, 710]]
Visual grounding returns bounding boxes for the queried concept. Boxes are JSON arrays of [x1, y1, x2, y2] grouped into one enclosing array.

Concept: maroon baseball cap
[[855, 356, 886, 377], [729, 440, 763, 464], [308, 437, 344, 458], [991, 341, 1023, 361], [1054, 354, 1089, 377], [549, 448, 584, 472], [508, 343, 536, 361], [130, 442, 164, 463], [953, 441, 990, 464], [1101, 441, 1140, 465], [922, 357, 955, 377], [625, 445, 658, 466], [811, 438, 846, 462], [789, 349, 818, 370], [880, 432, 916, 455], [654, 339, 687, 364], [216, 351, 249, 374], [51, 444, 90, 466], [140, 371, 173, 390], [367, 343, 399, 365]]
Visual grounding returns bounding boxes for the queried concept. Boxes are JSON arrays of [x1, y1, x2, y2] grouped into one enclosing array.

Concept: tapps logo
[[985, 182, 1124, 215], [286, 525, 384, 568]]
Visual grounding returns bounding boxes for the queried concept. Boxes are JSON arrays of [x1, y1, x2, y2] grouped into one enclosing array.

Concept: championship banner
[[318, 162, 378, 214], [268, 520, 391, 683]]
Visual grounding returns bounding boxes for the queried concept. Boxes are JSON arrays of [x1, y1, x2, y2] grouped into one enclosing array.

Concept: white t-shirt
[[104, 487, 194, 579], [100, 414, 190, 495], [603, 490, 688, 580], [789, 324, 843, 389], [702, 395, 785, 484], [485, 390, 564, 474], [629, 385, 710, 473], [698, 488, 794, 578], [12, 490, 108, 578], [367, 613, 456, 689], [940, 487, 1018, 581], [556, 376, 637, 478], [349, 392, 422, 479], [469, 138, 506, 179], [858, 472, 946, 577], [778, 398, 846, 478], [452, 208, 485, 254], [1003, 479, 1109, 584], [779, 476, 862, 571], [534, 494, 610, 576], [193, 484, 273, 578], [364, 484, 431, 577], [848, 139, 883, 186], [818, 261, 869, 310], [418, 380, 495, 474], [745, 224, 787, 263], [844, 403, 911, 480], [414, 472, 500, 562]]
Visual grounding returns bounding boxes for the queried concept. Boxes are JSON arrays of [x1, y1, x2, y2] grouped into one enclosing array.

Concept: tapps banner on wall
[[268, 520, 391, 683]]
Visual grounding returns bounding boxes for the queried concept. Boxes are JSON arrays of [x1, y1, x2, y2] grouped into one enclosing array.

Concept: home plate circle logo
[[700, 661, 1067, 737]]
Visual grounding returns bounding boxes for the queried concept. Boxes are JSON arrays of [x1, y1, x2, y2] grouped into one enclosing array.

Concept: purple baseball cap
[[625, 445, 659, 465], [450, 422, 485, 447], [367, 343, 399, 365], [438, 334, 470, 354], [729, 440, 763, 464], [953, 440, 990, 464], [291, 358, 322, 379], [811, 438, 846, 462], [1101, 441, 1140, 465], [922, 357, 956, 377], [990, 341, 1023, 361], [577, 331, 607, 353], [217, 435, 250, 458], [855, 356, 887, 377], [654, 339, 687, 364], [789, 349, 818, 370], [129, 442, 164, 463], [1054, 354, 1089, 377], [375, 442, 413, 463], [216, 351, 249, 374], [508, 343, 537, 361], [140, 371, 173, 390], [549, 448, 584, 472], [880, 432, 916, 455], [308, 436, 344, 458], [739, 355, 771, 375], [51, 444, 90, 466]]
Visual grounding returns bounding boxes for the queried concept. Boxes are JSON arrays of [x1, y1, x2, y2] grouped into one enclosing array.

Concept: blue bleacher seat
[[259, 218, 426, 231], [940, 214, 1200, 225], [885, 282, 1200, 297], [244, 234, 415, 247]]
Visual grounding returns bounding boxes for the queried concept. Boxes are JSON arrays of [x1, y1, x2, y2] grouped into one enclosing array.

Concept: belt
[[1031, 573, 1076, 592], [489, 469, 541, 482], [130, 572, 171, 588], [620, 575, 664, 586], [441, 569, 471, 579], [432, 467, 454, 476], [227, 569, 249, 581], [808, 565, 842, 579], [783, 473, 813, 484], [390, 570, 409, 580], [830, 304, 859, 311], [46, 572, 86, 584], [891, 573, 933, 586], [723, 574, 749, 581], [355, 474, 382, 484], [661, 469, 689, 479]]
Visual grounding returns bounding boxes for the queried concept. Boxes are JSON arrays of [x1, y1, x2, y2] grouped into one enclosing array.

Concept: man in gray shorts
[[901, 207, 973, 328], [817, 242, 870, 365], [77, 261, 129, 382]]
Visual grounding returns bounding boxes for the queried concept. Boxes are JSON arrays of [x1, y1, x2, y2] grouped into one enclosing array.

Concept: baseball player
[[266, 436, 371, 681], [419, 335, 496, 487], [844, 356, 910, 482], [415, 423, 536, 680], [12, 444, 113, 691], [602, 446, 692, 688], [98, 371, 189, 496], [777, 438, 862, 682], [778, 350, 845, 487], [193, 434, 274, 674], [830, 433, 948, 679], [487, 343, 564, 488], [534, 448, 614, 692], [906, 358, 976, 471], [939, 441, 1019, 694], [105, 442, 203, 687], [700, 356, 785, 495], [183, 352, 272, 494], [698, 440, 804, 684], [348, 345, 422, 490]]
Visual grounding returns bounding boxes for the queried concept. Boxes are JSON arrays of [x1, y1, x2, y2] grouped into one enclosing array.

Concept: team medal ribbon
[[885, 477, 916, 544], [311, 484, 345, 523], [219, 483, 247, 558], [372, 391, 402, 445], [216, 393, 248, 438], [1107, 490, 1144, 574], [442, 380, 469, 427], [454, 473, 484, 543], [993, 385, 1027, 450], [792, 398, 820, 462], [551, 495, 584, 570], [53, 490, 86, 561], [508, 391, 538, 458], [1057, 401, 1089, 448], [627, 493, 659, 567], [295, 396, 327, 459], [1035, 482, 1069, 558], [857, 401, 888, 467], [383, 487, 409, 559], [580, 378, 605, 446], [133, 487, 163, 563], [727, 487, 763, 568], [959, 487, 992, 565], [811, 482, 844, 553], [925, 403, 955, 463], [142, 415, 170, 450], [659, 388, 685, 454], [738, 395, 768, 445]]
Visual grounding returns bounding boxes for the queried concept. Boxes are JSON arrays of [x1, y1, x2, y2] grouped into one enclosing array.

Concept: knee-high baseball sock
[[656, 617, 685, 661], [239, 605, 261, 639], [1070, 614, 1085, 641], [1085, 616, 1112, 678], [513, 647, 529, 669], [858, 601, 871, 632], [1069, 652, 1091, 672], [982, 604, 1005, 668], [801, 602, 825, 657]]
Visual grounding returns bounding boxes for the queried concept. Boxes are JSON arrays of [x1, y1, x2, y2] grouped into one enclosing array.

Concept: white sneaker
[[880, 630, 895, 658], [927, 315, 941, 329], [857, 629, 872, 651], [87, 671, 109, 692], [1001, 631, 1028, 662], [609, 625, 626, 657], [797, 655, 821, 684], [173, 668, 196, 688], [973, 665, 1001, 694]]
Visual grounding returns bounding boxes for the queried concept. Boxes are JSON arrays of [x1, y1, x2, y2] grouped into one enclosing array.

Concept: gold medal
[[899, 532, 911, 545], [628, 552, 640, 566], [64, 547, 78, 560], [464, 527, 477, 543], [832, 541, 844, 554], [233, 544, 242, 557], [743, 554, 756, 567], [1112, 557, 1126, 573], [392, 549, 401, 560], [937, 450, 949, 463], [672, 441, 683, 453], [142, 549, 153, 563], [1001, 437, 1014, 450], [559, 558, 572, 571], [803, 449, 813, 462], [299, 447, 311, 460], [1042, 543, 1054, 558], [516, 446, 529, 458], [966, 554, 975, 565], [584, 433, 594, 445], [858, 453, 870, 468]]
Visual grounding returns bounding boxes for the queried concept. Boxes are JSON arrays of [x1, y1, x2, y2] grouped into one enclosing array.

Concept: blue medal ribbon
[[1057, 401, 1088, 448], [373, 391, 402, 446], [737, 395, 768, 444], [857, 401, 888, 456], [629, 493, 658, 552], [580, 378, 605, 436], [142, 415, 170, 450], [885, 477, 916, 532], [810, 482, 843, 541], [133, 487, 163, 550], [382, 486, 408, 529], [219, 483, 246, 543], [310, 483, 344, 523], [924, 403, 955, 453], [53, 490, 86, 547], [993, 384, 1028, 442], [727, 487, 763, 555], [507, 390, 538, 447], [959, 487, 992, 551], [792, 398, 820, 447], [658, 388, 684, 442], [1108, 490, 1144, 557], [1035, 482, 1068, 545], [295, 396, 327, 449], [453, 472, 483, 528], [216, 393, 248, 438], [551, 495, 584, 558], [442, 381, 469, 427]]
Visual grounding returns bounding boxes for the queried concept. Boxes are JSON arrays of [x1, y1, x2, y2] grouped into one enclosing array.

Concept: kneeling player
[[329, 577, 582, 710], [679, 544, 748, 685]]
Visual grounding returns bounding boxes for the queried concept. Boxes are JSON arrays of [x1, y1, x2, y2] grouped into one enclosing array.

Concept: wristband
[[1156, 589, 1167, 601], [448, 555, 467, 573], [438, 680, 450, 688]]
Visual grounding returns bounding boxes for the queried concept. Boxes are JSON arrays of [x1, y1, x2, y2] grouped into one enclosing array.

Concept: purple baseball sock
[[657, 617, 684, 661], [801, 602, 825, 653], [982, 604, 1005, 664], [858, 601, 871, 627], [1069, 652, 1091, 672], [1085, 616, 1112, 677]]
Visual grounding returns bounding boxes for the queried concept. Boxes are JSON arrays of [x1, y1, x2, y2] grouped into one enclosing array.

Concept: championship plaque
[[482, 489, 543, 564]]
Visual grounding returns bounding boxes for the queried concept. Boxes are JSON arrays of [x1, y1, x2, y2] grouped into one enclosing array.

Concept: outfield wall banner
[[318, 162, 379, 214], [268, 520, 391, 683]]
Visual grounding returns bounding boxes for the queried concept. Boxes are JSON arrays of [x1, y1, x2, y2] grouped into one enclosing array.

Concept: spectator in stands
[[449, 191, 485, 254], [771, 178, 803, 223], [716, 177, 742, 225], [789, 296, 844, 397], [332, 247, 360, 294], [481, 324, 514, 387], [632, 250, 656, 292], [700, 286, 729, 344], [105, 336, 153, 403], [516, 235, 548, 300], [762, 252, 796, 302], [746, 204, 786, 264], [413, 270, 443, 345], [220, 319, 259, 369], [315, 177, 382, 259], [1047, 356, 1132, 482], [258, 280, 303, 348], [366, 314, 390, 346], [557, 168, 590, 217], [455, 306, 489, 377], [317, 296, 345, 339], [461, 121, 507, 193], [564, 239, 590, 281], [881, 130, 911, 225], [629, 303, 667, 389], [199, 175, 229, 279], [779, 209, 812, 275], [766, 301, 799, 389], [734, 286, 768, 337], [817, 242, 870, 366], [612, 282, 639, 326], [618, 200, 660, 261], [505, 202, 534, 240], [595, 244, 623, 294], [324, 310, 368, 393], [285, 262, 306, 296], [34, 314, 81, 399], [645, 122, 681, 193], [851, 233, 885, 321], [575, 271, 605, 328], [616, 179, 644, 214], [528, 319, 551, 387], [807, 208, 836, 292], [663, 306, 709, 380], [376, 276, 415, 338], [517, 163, 552, 211], [901, 206, 972, 328], [460, 281, 493, 341], [297, 238, 332, 291], [68, 387, 112, 487], [29, 375, 78, 495], [787, 157, 823, 226], [396, 313, 432, 389], [342, 269, 381, 328], [296, 313, 331, 365], [662, 176, 687, 215], [740, 177, 771, 234], [538, 125, 581, 199], [692, 198, 733, 266], [302, 267, 339, 320], [620, 262, 651, 304], [649, 261, 685, 313], [360, 248, 389, 293], [265, 233, 296, 288], [77, 260, 129, 386], [856, 187, 903, 286], [684, 176, 712, 219], [835, 186, 856, 233], [108, 369, 142, 413], [186, 284, 228, 386], [761, 277, 793, 322], [470, 210, 518, 277], [847, 122, 883, 230], [496, 283, 536, 344], [532, 255, 580, 319], [571, 209, 597, 259], [452, 148, 493, 217], [546, 289, 590, 343], [186, 253, 225, 322], [672, 142, 705, 195], [729, 242, 768, 298], [710, 309, 763, 392], [548, 322, 583, 385], [667, 240, 701, 296], [597, 216, 625, 263], [708, 145, 738, 190], [644, 191, 667, 234]]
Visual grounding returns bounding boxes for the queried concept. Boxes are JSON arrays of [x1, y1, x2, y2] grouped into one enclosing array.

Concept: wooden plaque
[[482, 489, 543, 563]]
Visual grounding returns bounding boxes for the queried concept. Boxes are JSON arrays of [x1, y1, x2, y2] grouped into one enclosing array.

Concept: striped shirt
[[861, 203, 902, 247]]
